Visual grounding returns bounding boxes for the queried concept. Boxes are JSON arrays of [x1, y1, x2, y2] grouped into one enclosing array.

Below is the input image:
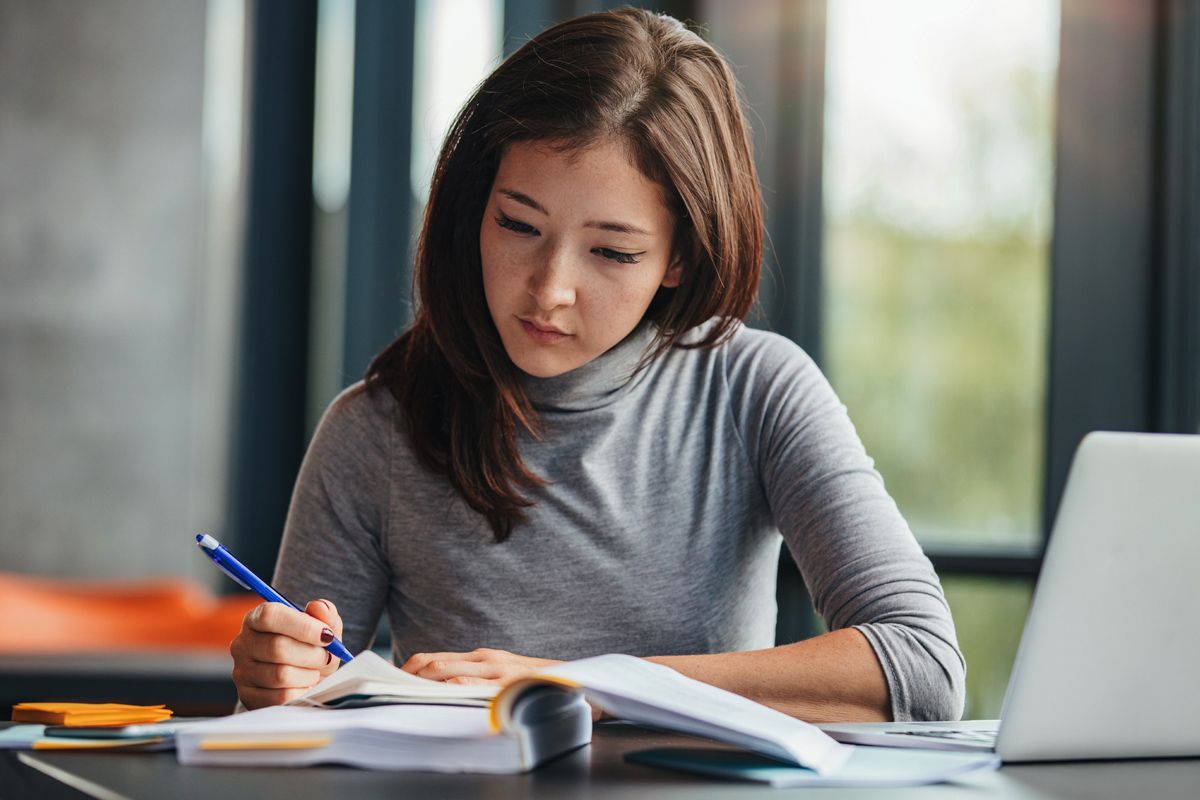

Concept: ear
[[660, 258, 684, 289]]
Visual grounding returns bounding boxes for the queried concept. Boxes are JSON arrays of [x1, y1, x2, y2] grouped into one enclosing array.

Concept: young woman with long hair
[[229, 7, 964, 723]]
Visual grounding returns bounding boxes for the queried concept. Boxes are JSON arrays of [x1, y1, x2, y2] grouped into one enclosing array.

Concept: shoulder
[[676, 319, 821, 390], [308, 380, 397, 466], [676, 321, 843, 456], [726, 322, 815, 371], [320, 380, 395, 430]]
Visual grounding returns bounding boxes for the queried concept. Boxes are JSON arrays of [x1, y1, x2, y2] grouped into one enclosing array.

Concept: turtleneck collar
[[522, 322, 659, 413]]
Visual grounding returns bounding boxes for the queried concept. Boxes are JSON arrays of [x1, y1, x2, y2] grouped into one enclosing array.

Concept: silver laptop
[[819, 432, 1200, 762]]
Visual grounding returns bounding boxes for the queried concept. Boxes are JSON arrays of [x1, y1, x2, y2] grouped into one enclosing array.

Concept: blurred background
[[0, 0, 1197, 719]]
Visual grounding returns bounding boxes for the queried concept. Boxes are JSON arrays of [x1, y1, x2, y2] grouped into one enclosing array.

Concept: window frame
[[228, 0, 319, 579]]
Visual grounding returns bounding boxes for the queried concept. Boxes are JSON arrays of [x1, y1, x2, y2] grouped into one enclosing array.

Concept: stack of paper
[[12, 703, 173, 727], [177, 701, 592, 772]]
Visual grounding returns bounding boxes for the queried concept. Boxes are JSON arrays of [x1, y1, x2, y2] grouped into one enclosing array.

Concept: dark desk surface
[[6, 722, 1200, 800]]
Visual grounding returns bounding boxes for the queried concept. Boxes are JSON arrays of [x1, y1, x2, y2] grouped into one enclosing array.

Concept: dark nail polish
[[320, 628, 334, 644], [325, 651, 333, 665]]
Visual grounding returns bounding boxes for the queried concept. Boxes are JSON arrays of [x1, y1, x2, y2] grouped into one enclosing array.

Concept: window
[[820, 2, 1060, 715], [704, 0, 1061, 717], [822, 0, 1059, 555]]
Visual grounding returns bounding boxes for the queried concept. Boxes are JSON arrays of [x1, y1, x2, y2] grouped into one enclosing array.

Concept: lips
[[518, 317, 572, 344], [520, 317, 569, 335]]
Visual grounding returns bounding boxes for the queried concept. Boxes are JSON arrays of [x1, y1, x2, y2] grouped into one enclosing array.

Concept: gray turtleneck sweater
[[272, 321, 965, 722]]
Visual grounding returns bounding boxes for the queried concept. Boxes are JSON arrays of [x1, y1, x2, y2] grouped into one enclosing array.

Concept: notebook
[[626, 746, 998, 787], [819, 432, 1200, 762]]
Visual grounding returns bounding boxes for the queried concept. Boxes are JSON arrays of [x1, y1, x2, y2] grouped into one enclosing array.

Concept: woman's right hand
[[230, 598, 344, 709]]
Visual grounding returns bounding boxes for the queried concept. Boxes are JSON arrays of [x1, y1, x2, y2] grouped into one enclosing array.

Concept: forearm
[[646, 627, 891, 723]]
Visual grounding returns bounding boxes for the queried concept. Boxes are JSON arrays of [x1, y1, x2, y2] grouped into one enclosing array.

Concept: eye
[[593, 247, 643, 265], [495, 213, 538, 236]]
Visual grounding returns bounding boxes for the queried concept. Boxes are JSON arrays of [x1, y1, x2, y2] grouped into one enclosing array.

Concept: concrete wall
[[0, 0, 228, 582]]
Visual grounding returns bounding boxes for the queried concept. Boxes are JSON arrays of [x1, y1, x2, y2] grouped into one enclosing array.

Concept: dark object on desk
[[1, 652, 238, 719], [625, 746, 999, 787], [44, 719, 211, 739]]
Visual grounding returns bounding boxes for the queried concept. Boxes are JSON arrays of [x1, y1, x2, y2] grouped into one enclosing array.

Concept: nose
[[527, 244, 576, 311]]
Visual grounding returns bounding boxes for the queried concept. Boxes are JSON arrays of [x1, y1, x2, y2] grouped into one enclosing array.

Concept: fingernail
[[325, 651, 332, 665], [320, 628, 334, 644]]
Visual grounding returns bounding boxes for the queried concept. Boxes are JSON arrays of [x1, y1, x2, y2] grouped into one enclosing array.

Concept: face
[[479, 138, 683, 378]]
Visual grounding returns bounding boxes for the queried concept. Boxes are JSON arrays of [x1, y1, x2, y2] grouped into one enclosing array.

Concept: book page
[[293, 651, 497, 707]]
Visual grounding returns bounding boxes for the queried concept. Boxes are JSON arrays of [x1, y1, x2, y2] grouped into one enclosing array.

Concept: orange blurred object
[[0, 572, 261, 653]]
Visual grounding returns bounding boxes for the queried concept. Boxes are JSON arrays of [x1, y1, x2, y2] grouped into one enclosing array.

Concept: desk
[[5, 723, 1200, 800]]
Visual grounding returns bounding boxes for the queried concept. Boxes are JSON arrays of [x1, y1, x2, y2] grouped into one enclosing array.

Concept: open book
[[176, 653, 851, 774], [498, 654, 850, 773], [288, 650, 497, 708]]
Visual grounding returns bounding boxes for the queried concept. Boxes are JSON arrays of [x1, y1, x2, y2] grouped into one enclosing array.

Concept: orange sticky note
[[12, 702, 173, 727]]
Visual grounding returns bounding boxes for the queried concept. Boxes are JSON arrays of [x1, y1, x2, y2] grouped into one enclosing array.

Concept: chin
[[503, 340, 582, 378], [511, 353, 576, 378]]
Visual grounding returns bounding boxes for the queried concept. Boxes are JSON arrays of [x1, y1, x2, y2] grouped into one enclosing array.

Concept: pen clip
[[212, 558, 253, 592]]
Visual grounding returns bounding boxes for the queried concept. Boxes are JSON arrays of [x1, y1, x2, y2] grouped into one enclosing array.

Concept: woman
[[230, 7, 965, 723]]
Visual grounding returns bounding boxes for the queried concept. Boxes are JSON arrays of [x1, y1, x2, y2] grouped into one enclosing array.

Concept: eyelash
[[494, 214, 643, 265]]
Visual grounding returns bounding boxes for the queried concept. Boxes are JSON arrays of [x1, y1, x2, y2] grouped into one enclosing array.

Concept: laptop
[[819, 431, 1200, 762]]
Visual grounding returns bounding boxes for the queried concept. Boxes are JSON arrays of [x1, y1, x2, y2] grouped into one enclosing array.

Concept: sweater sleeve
[[270, 382, 392, 656], [726, 329, 965, 721]]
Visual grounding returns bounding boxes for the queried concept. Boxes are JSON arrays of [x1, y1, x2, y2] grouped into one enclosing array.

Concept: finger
[[446, 676, 499, 685], [237, 684, 311, 710], [401, 652, 481, 677], [239, 660, 325, 691], [246, 631, 331, 669], [407, 656, 503, 682], [245, 602, 332, 647], [400, 652, 443, 673], [304, 599, 344, 640], [402, 650, 490, 674]]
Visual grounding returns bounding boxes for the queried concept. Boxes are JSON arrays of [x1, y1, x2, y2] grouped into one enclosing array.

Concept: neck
[[522, 322, 658, 413]]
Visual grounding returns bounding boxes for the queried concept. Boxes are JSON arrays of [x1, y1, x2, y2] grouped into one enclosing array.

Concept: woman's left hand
[[400, 647, 562, 684]]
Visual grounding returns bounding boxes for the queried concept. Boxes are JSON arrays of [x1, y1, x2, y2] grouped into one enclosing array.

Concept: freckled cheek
[[480, 240, 527, 304], [581, 278, 650, 336]]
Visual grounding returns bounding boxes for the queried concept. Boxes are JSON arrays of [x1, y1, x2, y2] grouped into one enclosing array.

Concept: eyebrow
[[497, 189, 654, 236]]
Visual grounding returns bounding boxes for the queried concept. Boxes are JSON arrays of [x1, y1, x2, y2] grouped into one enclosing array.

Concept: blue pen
[[194, 533, 354, 663]]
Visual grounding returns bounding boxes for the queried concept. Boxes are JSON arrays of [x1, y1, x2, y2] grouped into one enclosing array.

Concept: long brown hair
[[366, 7, 763, 541]]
